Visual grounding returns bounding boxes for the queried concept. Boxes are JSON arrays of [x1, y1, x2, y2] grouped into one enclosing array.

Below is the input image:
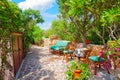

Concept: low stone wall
[[43, 38, 59, 48], [76, 43, 103, 56], [43, 38, 50, 47]]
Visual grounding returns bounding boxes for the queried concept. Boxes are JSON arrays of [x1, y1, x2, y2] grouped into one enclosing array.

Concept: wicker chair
[[63, 43, 76, 62], [88, 45, 110, 75]]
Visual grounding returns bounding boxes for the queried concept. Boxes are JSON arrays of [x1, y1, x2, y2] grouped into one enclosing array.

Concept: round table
[[74, 48, 89, 62]]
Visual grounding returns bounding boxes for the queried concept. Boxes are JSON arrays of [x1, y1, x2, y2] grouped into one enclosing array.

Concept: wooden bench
[[50, 40, 70, 55]]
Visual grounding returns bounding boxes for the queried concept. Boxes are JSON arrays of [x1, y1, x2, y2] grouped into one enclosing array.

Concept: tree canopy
[[56, 0, 120, 46]]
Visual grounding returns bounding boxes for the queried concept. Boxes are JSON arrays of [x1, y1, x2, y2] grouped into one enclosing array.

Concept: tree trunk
[[102, 37, 105, 45], [82, 32, 87, 47]]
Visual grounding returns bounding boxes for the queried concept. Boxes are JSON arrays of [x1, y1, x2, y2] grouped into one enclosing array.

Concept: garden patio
[[1, 0, 120, 80], [15, 43, 120, 80]]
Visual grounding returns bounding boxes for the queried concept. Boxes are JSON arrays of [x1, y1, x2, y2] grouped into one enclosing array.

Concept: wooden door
[[18, 36, 23, 64], [12, 33, 23, 75]]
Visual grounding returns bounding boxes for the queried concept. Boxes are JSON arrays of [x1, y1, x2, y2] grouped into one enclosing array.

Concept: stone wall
[[0, 41, 14, 80], [0, 52, 14, 80], [4, 53, 14, 80], [44, 38, 50, 47]]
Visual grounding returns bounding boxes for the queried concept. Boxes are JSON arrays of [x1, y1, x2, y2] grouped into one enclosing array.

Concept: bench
[[50, 40, 70, 55]]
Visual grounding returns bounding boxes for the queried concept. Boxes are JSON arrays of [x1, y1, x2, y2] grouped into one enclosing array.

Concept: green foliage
[[107, 39, 120, 49], [65, 0, 84, 17], [21, 9, 44, 50], [0, 1, 22, 79], [99, 2, 120, 40], [23, 8, 44, 24], [88, 27, 109, 45], [58, 0, 120, 45], [44, 29, 53, 38], [105, 39, 120, 55], [45, 20, 74, 41], [58, 0, 100, 46], [87, 30, 102, 44], [0, 1, 44, 79], [65, 61, 91, 80], [0, 0, 22, 31], [101, 7, 120, 26], [28, 25, 44, 44]]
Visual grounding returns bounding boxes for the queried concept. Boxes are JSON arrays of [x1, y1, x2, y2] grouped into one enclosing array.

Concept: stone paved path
[[16, 45, 67, 80], [16, 45, 120, 80]]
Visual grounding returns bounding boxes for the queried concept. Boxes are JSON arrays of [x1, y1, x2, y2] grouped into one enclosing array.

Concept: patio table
[[74, 48, 89, 62]]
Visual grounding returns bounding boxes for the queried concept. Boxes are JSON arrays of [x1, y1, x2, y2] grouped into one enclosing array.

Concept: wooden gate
[[12, 33, 23, 75]]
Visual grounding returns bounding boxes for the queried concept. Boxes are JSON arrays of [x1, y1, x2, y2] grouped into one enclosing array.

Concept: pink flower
[[117, 47, 120, 52], [100, 50, 104, 56]]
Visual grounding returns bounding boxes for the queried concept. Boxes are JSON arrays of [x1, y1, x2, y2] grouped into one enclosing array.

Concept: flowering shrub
[[100, 50, 104, 55], [101, 39, 120, 71], [106, 39, 120, 54]]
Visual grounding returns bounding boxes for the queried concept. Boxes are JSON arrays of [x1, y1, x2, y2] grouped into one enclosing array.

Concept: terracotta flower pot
[[85, 39, 90, 44], [74, 70, 82, 77]]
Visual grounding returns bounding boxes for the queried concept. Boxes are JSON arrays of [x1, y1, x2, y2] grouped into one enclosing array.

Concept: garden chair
[[80, 49, 91, 63], [88, 46, 111, 75], [63, 43, 76, 62]]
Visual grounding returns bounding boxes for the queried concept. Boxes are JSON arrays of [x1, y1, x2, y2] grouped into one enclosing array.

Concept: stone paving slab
[[16, 46, 67, 80], [16, 45, 120, 80]]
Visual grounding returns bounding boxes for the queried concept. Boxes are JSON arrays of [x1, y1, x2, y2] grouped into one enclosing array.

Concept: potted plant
[[74, 69, 82, 77], [65, 61, 91, 80]]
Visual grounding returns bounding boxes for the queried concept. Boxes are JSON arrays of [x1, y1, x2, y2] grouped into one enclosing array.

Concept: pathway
[[16, 45, 67, 80], [16, 45, 119, 80]]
